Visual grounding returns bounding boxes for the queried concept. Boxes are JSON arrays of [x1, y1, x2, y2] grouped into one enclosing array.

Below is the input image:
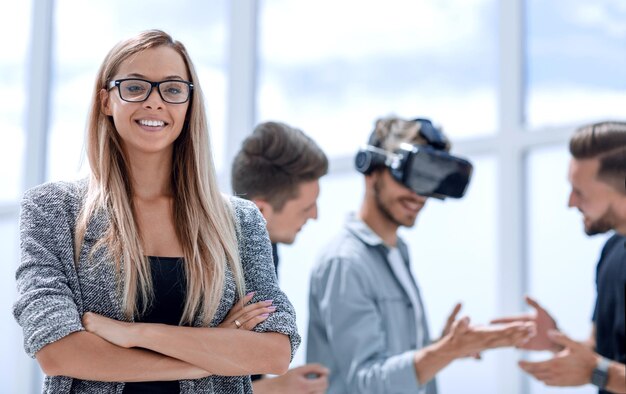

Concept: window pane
[[258, 0, 497, 159], [0, 2, 30, 202], [0, 217, 38, 392], [280, 155, 498, 391], [48, 0, 228, 181], [526, 0, 626, 129], [409, 155, 498, 392], [526, 145, 605, 394]]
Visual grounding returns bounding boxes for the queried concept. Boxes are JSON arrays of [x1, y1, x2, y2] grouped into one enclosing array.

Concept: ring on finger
[[234, 319, 242, 329]]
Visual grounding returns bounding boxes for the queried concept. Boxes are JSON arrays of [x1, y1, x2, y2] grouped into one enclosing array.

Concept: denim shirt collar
[[344, 213, 385, 247], [344, 213, 409, 257]]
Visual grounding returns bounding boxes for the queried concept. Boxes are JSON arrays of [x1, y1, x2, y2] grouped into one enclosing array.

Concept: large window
[[258, 0, 498, 159], [526, 0, 626, 129], [0, 219, 29, 393], [0, 2, 35, 393], [48, 0, 229, 182], [0, 2, 30, 202]]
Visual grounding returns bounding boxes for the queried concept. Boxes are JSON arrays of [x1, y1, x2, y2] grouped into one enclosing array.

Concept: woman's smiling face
[[101, 45, 191, 157]]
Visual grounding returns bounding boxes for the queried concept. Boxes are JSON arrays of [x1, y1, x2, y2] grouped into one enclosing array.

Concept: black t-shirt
[[592, 234, 626, 394], [272, 242, 280, 274], [123, 256, 186, 394]]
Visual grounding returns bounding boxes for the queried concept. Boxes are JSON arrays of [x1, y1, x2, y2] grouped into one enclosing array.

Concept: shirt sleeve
[[309, 256, 422, 393], [13, 184, 84, 358], [231, 198, 301, 361]]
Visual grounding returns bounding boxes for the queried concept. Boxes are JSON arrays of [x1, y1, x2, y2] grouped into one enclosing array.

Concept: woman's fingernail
[[263, 299, 274, 305], [246, 291, 256, 297], [267, 306, 277, 311], [261, 313, 270, 317]]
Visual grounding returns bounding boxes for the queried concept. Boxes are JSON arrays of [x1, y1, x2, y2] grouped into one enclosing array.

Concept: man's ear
[[100, 88, 113, 116], [252, 198, 273, 221], [364, 171, 378, 188], [363, 170, 384, 199]]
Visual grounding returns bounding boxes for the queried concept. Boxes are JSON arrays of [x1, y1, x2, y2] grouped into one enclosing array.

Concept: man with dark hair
[[232, 121, 329, 247], [231, 121, 330, 393], [307, 116, 535, 394], [494, 121, 626, 393]]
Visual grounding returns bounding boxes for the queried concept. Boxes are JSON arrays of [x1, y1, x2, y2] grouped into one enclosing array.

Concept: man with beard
[[306, 116, 535, 394], [494, 121, 626, 393]]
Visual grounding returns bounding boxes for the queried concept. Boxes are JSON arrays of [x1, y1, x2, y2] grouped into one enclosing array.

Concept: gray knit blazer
[[13, 180, 300, 393]]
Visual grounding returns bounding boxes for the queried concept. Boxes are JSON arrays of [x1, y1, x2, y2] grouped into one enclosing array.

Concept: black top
[[251, 243, 280, 383], [271, 242, 280, 274], [592, 234, 626, 394], [123, 256, 186, 394]]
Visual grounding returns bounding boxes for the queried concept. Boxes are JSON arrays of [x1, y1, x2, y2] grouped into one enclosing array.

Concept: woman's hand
[[82, 312, 138, 348], [218, 291, 276, 330]]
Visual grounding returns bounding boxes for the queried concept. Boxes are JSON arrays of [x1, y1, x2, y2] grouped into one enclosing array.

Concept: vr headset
[[355, 118, 473, 199]]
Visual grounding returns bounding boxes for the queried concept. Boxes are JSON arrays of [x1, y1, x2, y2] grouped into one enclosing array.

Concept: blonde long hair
[[75, 30, 245, 324]]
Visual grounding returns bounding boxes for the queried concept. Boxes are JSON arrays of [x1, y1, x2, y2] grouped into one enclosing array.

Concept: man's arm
[[252, 364, 330, 394], [308, 256, 423, 393], [519, 330, 625, 393], [307, 257, 533, 393], [36, 331, 209, 381], [414, 317, 534, 384], [606, 361, 626, 393]]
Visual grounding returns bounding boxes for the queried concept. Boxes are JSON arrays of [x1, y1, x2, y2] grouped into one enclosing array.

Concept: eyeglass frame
[[107, 78, 194, 104]]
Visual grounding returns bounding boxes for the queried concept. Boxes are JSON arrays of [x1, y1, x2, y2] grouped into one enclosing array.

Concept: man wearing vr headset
[[307, 116, 535, 393]]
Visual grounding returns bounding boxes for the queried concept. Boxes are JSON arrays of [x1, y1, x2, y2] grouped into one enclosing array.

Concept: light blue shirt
[[388, 247, 426, 349], [307, 214, 436, 394]]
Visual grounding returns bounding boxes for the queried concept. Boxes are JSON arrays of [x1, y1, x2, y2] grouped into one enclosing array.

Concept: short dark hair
[[569, 121, 626, 194], [231, 121, 328, 211]]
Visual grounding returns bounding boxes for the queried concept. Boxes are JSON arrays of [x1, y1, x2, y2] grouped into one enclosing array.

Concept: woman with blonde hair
[[13, 29, 298, 393]]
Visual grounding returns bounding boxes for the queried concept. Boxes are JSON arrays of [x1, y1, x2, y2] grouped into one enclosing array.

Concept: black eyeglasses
[[108, 78, 193, 104]]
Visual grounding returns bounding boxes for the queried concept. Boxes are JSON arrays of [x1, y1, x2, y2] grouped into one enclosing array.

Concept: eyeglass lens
[[119, 79, 190, 103]]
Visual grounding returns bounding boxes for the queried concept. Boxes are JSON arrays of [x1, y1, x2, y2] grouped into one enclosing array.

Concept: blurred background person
[[307, 116, 535, 393], [229, 121, 330, 394], [493, 121, 626, 394]]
